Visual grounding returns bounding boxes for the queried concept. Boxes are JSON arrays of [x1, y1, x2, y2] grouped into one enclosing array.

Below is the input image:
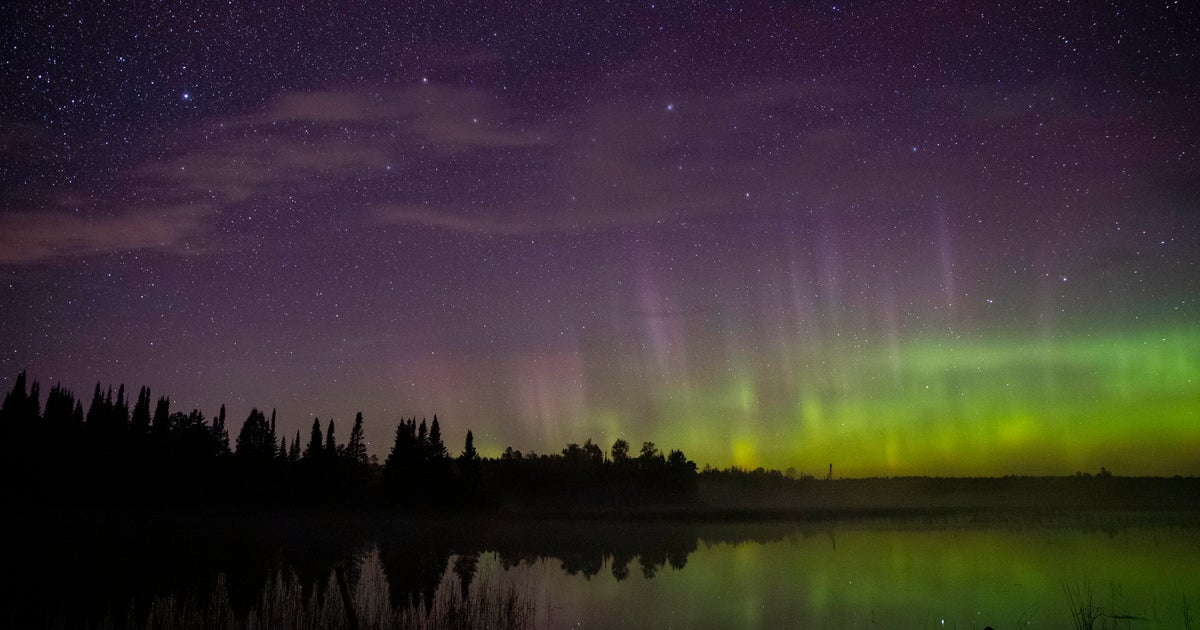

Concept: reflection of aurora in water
[[499, 522, 1200, 629]]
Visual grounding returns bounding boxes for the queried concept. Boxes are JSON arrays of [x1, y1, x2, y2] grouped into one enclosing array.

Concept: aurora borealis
[[1, 2, 1197, 476]]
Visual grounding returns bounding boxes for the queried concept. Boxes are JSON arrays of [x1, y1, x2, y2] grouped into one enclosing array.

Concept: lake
[[7, 512, 1198, 629]]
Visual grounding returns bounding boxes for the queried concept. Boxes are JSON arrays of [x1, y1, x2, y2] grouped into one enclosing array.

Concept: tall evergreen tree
[[130, 386, 151, 436], [428, 415, 447, 459], [25, 379, 40, 421], [345, 412, 368, 466], [211, 404, 229, 454], [289, 430, 301, 463], [324, 419, 338, 458], [304, 418, 323, 461], [152, 396, 171, 437], [458, 429, 481, 486], [85, 383, 104, 427], [234, 408, 274, 463], [0, 370, 28, 425], [113, 384, 129, 426]]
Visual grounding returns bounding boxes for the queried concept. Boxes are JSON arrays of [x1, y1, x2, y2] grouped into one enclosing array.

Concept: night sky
[[2, 2, 1198, 476]]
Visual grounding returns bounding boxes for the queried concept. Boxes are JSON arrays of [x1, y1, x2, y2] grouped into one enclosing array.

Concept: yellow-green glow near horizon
[[641, 326, 1200, 477]]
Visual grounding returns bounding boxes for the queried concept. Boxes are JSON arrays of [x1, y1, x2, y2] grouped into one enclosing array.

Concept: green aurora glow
[[463, 323, 1200, 477]]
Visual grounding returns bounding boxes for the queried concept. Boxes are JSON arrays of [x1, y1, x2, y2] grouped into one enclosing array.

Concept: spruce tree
[[324, 419, 338, 458], [304, 418, 323, 461], [428, 415, 447, 459], [152, 396, 171, 437], [130, 386, 151, 436], [212, 404, 229, 454], [0, 370, 28, 425], [345, 412, 368, 466], [113, 385, 129, 425], [289, 430, 301, 463]]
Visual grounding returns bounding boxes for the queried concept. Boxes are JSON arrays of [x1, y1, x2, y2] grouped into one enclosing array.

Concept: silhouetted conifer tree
[[234, 408, 274, 463], [85, 383, 104, 427], [211, 404, 229, 454], [130, 386, 151, 436], [289, 430, 301, 463], [428, 415, 447, 459], [26, 379, 40, 420], [345, 412, 368, 467], [113, 384, 129, 426], [324, 419, 338, 458], [0, 370, 28, 424], [305, 418, 323, 461], [458, 430, 481, 485], [152, 396, 170, 437]]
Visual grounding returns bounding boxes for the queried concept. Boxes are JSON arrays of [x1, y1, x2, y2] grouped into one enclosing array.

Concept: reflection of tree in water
[[377, 536, 451, 612], [7, 516, 810, 627], [453, 552, 479, 600], [611, 549, 634, 581], [485, 521, 699, 583]]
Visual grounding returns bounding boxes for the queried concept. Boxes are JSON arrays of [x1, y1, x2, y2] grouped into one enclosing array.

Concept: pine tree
[[289, 430, 301, 463], [211, 404, 229, 454], [0, 370, 28, 425], [428, 415, 447, 459], [459, 430, 479, 462], [130, 386, 151, 436], [304, 418, 323, 461], [324, 419, 338, 458], [26, 379, 40, 420], [458, 429, 481, 486], [345, 412, 368, 466], [86, 383, 104, 427], [152, 396, 171, 437], [113, 384, 129, 426]]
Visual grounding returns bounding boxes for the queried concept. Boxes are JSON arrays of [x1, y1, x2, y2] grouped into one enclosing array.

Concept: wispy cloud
[[0, 205, 212, 264]]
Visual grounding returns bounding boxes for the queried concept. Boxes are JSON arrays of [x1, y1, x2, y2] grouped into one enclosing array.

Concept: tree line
[[0, 371, 697, 509]]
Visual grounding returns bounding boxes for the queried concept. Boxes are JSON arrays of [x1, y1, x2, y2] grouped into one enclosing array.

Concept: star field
[[1, 1, 1198, 475]]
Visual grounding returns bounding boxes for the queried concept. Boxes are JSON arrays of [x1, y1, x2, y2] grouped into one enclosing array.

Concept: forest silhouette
[[5, 370, 1199, 515], [0, 371, 698, 510]]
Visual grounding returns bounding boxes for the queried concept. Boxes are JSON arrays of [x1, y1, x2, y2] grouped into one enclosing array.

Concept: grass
[[1062, 581, 1149, 630]]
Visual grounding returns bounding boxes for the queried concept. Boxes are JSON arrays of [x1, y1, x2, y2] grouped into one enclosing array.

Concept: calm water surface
[[9, 513, 1198, 629], [496, 521, 1199, 628]]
